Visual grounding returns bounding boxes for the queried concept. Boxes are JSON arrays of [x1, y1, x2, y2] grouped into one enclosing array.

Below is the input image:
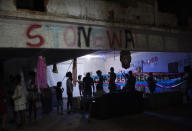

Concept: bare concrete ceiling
[[0, 48, 95, 65]]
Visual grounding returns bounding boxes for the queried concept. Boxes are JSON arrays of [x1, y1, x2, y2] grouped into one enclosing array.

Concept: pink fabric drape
[[35, 56, 47, 89]]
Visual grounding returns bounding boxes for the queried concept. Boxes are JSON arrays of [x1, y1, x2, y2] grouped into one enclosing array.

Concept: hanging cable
[[61, 60, 73, 82]]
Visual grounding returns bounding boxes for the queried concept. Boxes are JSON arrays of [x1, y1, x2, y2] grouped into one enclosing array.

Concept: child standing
[[55, 82, 64, 115]]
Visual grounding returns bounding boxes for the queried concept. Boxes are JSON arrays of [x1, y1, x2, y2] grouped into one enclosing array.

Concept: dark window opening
[[16, 0, 46, 12], [104, 0, 137, 8], [157, 0, 192, 26]]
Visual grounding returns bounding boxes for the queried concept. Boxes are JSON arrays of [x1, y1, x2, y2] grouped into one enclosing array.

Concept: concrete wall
[[104, 52, 191, 73], [0, 18, 192, 52], [131, 52, 190, 72], [81, 57, 106, 76], [46, 57, 105, 97], [0, 0, 191, 28], [0, 0, 192, 52], [45, 51, 191, 97], [4, 52, 190, 83], [47, 0, 156, 26]]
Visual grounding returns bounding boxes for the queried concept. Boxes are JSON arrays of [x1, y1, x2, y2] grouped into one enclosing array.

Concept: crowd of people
[[0, 73, 53, 131], [1, 66, 192, 131]]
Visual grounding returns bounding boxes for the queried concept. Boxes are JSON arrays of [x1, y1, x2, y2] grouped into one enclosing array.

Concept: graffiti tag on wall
[[26, 24, 135, 49]]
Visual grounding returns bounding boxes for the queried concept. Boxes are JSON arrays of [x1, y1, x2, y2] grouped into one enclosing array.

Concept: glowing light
[[80, 54, 104, 60]]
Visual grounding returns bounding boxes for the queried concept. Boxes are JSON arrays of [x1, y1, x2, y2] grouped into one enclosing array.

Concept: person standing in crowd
[[12, 75, 26, 128], [77, 75, 84, 96], [147, 72, 157, 94], [95, 70, 104, 97], [41, 87, 52, 115], [55, 81, 64, 115], [125, 71, 136, 93], [108, 67, 116, 93], [66, 72, 73, 113], [27, 78, 38, 121], [83, 72, 94, 99], [0, 77, 8, 131], [40, 88, 46, 115], [46, 86, 53, 114], [82, 72, 94, 120]]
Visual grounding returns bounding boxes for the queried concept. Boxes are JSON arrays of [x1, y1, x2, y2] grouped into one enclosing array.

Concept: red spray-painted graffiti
[[26, 24, 45, 48]]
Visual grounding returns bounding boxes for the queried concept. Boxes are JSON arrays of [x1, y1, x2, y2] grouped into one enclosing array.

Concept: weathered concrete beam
[[0, 18, 192, 52], [1, 0, 191, 29]]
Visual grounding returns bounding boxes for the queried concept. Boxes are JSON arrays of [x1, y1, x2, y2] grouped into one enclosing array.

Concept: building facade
[[0, 0, 192, 52]]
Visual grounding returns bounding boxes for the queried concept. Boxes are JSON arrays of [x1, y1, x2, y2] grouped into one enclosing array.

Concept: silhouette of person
[[125, 71, 136, 93], [147, 72, 157, 94], [66, 72, 73, 113], [95, 70, 104, 97], [55, 81, 64, 114], [77, 75, 84, 96], [83, 73, 94, 99], [108, 67, 116, 93]]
